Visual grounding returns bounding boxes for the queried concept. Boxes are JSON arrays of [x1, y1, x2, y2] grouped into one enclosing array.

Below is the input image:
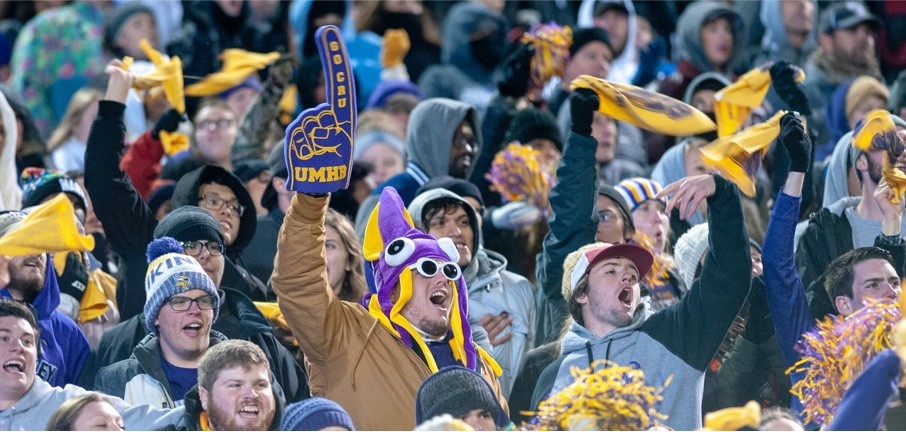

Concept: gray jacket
[[0, 378, 183, 430]]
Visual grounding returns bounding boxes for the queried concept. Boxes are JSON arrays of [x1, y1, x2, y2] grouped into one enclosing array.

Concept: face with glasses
[[183, 240, 226, 288], [595, 195, 630, 244], [398, 257, 461, 339], [194, 105, 238, 166], [448, 120, 477, 179], [156, 288, 215, 366], [198, 183, 242, 245]]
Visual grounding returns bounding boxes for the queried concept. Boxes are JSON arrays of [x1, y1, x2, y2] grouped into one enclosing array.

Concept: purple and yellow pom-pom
[[790, 297, 900, 426], [532, 360, 669, 431], [485, 143, 555, 215], [521, 23, 572, 100]]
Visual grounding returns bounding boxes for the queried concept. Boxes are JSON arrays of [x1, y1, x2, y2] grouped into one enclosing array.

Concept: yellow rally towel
[[52, 252, 113, 323], [127, 39, 186, 114], [185, 49, 281, 97], [714, 64, 805, 137], [701, 111, 786, 197], [159, 130, 190, 156], [851, 109, 906, 202], [0, 195, 94, 255], [570, 75, 716, 136], [381, 29, 410, 69], [883, 156, 906, 205]]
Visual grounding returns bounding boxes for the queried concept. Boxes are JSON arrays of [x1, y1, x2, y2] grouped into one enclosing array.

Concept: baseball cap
[[569, 243, 654, 292], [819, 1, 881, 34]]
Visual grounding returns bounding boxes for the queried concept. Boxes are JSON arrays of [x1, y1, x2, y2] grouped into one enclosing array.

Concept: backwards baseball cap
[[819, 1, 880, 34], [569, 243, 654, 292]]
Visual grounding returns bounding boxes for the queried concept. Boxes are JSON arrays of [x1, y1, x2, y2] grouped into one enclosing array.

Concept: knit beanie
[[144, 237, 220, 332], [845, 76, 889, 121], [281, 398, 356, 431], [352, 129, 407, 162], [415, 366, 509, 428], [504, 108, 563, 152], [153, 206, 224, 244], [147, 183, 176, 217], [366, 79, 425, 110], [673, 223, 710, 289], [104, 3, 155, 55], [570, 27, 612, 57], [597, 184, 636, 232], [220, 76, 262, 100], [0, 211, 26, 237], [614, 178, 665, 213], [19, 168, 86, 211], [232, 159, 270, 184], [417, 176, 485, 209]]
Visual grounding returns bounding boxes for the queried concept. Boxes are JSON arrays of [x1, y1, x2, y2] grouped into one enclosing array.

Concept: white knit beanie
[[673, 223, 710, 289]]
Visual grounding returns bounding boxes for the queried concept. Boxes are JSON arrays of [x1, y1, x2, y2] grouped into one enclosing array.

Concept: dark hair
[[46, 393, 119, 431], [823, 247, 895, 302], [568, 273, 590, 327], [421, 197, 468, 226], [198, 340, 269, 391], [0, 299, 40, 356]]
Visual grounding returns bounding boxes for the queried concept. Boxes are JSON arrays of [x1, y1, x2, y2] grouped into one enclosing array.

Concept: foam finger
[[315, 25, 356, 139]]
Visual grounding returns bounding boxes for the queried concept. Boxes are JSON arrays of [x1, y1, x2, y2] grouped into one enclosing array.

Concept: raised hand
[[285, 25, 357, 194], [103, 59, 136, 103], [779, 112, 811, 173], [656, 174, 717, 221]]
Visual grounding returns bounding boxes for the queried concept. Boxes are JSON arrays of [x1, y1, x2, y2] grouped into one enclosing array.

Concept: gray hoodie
[[753, 0, 817, 67], [676, 1, 746, 74], [0, 377, 184, 430], [408, 188, 536, 397]]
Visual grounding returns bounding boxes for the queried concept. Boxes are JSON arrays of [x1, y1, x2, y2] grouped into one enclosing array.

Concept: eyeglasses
[[409, 257, 462, 281], [199, 194, 245, 217], [181, 240, 225, 257], [166, 294, 215, 311], [197, 118, 236, 131], [597, 209, 620, 224]]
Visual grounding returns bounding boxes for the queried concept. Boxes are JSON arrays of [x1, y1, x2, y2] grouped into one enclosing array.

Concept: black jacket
[[178, 372, 286, 431]]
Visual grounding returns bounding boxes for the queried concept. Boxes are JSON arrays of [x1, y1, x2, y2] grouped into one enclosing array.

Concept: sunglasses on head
[[408, 257, 461, 281]]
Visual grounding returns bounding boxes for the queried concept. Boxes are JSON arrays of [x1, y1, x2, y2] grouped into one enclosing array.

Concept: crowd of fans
[[0, 0, 906, 430]]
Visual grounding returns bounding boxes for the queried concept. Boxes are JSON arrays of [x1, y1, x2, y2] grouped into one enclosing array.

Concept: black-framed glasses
[[181, 240, 225, 257], [166, 294, 215, 311], [199, 194, 245, 217], [409, 257, 461, 281]]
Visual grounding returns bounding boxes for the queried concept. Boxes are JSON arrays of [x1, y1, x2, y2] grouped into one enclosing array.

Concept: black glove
[[152, 109, 184, 141], [770, 61, 811, 115], [779, 112, 812, 173], [57, 252, 88, 303], [570, 88, 599, 137], [497, 43, 534, 99]]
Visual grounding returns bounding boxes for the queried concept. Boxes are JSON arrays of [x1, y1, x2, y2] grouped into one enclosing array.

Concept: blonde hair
[[47, 89, 103, 152], [325, 208, 368, 303]]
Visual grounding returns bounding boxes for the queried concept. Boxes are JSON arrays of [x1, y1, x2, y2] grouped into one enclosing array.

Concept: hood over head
[[759, 0, 818, 65], [676, 1, 745, 74], [406, 98, 482, 179], [170, 165, 256, 254], [408, 187, 481, 258], [440, 2, 508, 84]]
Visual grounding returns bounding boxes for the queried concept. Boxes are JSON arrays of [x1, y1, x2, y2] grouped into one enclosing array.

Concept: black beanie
[[417, 176, 485, 209], [104, 3, 154, 56], [570, 28, 612, 57], [415, 366, 509, 428], [147, 183, 176, 216], [504, 108, 563, 152], [153, 206, 224, 243]]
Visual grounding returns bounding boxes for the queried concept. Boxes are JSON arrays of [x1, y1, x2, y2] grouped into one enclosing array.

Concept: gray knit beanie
[[673, 223, 710, 289], [415, 366, 509, 428]]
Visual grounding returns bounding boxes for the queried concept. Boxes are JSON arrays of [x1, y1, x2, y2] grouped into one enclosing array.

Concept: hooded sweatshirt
[[408, 188, 536, 396], [355, 98, 482, 237], [576, 0, 639, 85], [537, 175, 752, 431], [0, 377, 184, 430], [752, 0, 818, 67], [417, 3, 506, 111], [0, 257, 89, 388]]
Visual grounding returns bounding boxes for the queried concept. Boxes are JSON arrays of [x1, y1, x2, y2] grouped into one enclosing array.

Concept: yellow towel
[[570, 75, 716, 136], [701, 111, 786, 197], [52, 252, 113, 323], [714, 64, 805, 137], [159, 130, 190, 156], [185, 49, 281, 97], [381, 29, 410, 69], [129, 39, 186, 113], [0, 195, 94, 255]]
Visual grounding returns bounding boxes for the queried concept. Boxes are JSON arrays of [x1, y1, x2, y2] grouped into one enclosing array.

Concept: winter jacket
[[535, 175, 752, 431], [409, 188, 537, 397], [0, 377, 184, 430], [175, 371, 286, 430], [241, 209, 284, 285], [748, 0, 817, 68], [355, 98, 482, 238], [272, 194, 506, 430], [95, 332, 228, 408], [85, 101, 268, 319], [87, 287, 308, 403], [0, 257, 89, 387], [535, 132, 599, 346]]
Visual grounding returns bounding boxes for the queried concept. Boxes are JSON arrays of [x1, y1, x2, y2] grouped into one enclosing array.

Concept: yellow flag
[[0, 195, 95, 256], [852, 109, 902, 153], [714, 64, 805, 137], [701, 111, 786, 197], [132, 39, 186, 113], [570, 75, 716, 135], [185, 49, 281, 97], [159, 130, 190, 156], [883, 157, 906, 205]]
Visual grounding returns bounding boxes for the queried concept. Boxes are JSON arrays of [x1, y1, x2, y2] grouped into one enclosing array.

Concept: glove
[[779, 112, 812, 173], [631, 36, 665, 87], [285, 25, 357, 195], [152, 109, 183, 141], [381, 29, 411, 69], [570, 88, 599, 137], [497, 43, 534, 99], [57, 252, 88, 304], [770, 61, 811, 115]]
